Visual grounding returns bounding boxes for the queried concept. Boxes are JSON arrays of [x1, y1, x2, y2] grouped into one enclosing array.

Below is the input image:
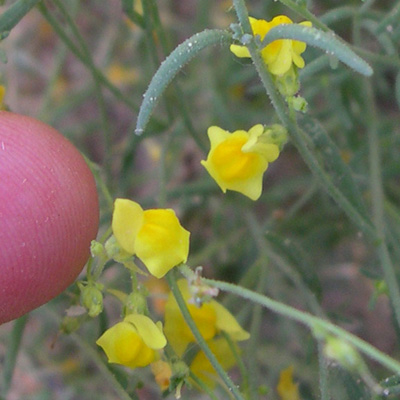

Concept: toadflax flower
[[201, 124, 281, 200], [230, 16, 312, 76], [112, 199, 190, 278], [164, 279, 249, 356], [96, 314, 167, 368]]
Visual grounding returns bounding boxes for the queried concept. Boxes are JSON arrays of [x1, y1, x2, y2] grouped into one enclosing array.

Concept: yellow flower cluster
[[230, 16, 311, 76], [96, 278, 249, 390]]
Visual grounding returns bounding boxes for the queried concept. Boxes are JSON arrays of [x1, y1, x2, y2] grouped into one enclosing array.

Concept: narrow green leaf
[[135, 29, 231, 135], [0, 0, 42, 37], [298, 114, 370, 222], [260, 24, 373, 76]]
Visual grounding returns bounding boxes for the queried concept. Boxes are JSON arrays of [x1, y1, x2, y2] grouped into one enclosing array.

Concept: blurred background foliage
[[1, 0, 400, 399]]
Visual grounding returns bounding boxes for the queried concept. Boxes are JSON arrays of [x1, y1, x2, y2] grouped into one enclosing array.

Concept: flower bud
[[324, 336, 365, 373], [78, 282, 104, 317], [124, 291, 148, 316]]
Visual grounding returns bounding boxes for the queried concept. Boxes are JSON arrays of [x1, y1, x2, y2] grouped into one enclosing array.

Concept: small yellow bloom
[[201, 125, 280, 200], [96, 314, 167, 369], [112, 199, 190, 278], [164, 279, 249, 356], [277, 366, 300, 400], [230, 16, 312, 76]]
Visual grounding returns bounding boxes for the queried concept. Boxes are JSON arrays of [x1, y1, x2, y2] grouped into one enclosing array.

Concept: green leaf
[[135, 29, 231, 135], [0, 0, 42, 38], [260, 24, 373, 76]]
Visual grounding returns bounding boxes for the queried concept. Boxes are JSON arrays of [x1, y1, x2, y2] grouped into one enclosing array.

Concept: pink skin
[[0, 111, 99, 324]]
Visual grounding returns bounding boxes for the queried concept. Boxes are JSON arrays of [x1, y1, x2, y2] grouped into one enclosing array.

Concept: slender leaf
[[260, 24, 373, 76], [0, 0, 42, 38], [135, 29, 231, 135]]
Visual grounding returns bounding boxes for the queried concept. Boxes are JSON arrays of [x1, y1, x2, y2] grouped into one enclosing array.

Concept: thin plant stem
[[189, 372, 221, 400], [246, 208, 326, 318], [202, 278, 400, 374], [364, 78, 400, 331], [50, 0, 113, 184], [245, 260, 267, 400], [279, 0, 329, 30], [165, 271, 246, 400], [318, 340, 331, 400]]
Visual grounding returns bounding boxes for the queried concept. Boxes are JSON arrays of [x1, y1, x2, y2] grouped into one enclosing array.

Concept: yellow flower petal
[[190, 338, 237, 388], [182, 303, 217, 341], [230, 44, 251, 58], [125, 314, 167, 349], [211, 301, 250, 341], [277, 366, 300, 400], [135, 209, 190, 278], [207, 125, 231, 147], [112, 199, 144, 254]]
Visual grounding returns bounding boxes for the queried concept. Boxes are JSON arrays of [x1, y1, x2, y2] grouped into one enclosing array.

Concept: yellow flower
[[230, 16, 312, 76], [277, 366, 300, 400], [112, 199, 190, 278], [190, 337, 238, 388], [96, 314, 167, 369], [164, 279, 249, 356], [201, 124, 280, 200]]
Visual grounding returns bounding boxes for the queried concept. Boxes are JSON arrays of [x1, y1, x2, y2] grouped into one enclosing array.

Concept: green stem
[[223, 332, 250, 398], [1, 315, 28, 397], [318, 341, 330, 400], [50, 0, 113, 184], [189, 372, 221, 400], [165, 271, 246, 400], [245, 259, 266, 400], [203, 278, 400, 374], [364, 79, 400, 331]]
